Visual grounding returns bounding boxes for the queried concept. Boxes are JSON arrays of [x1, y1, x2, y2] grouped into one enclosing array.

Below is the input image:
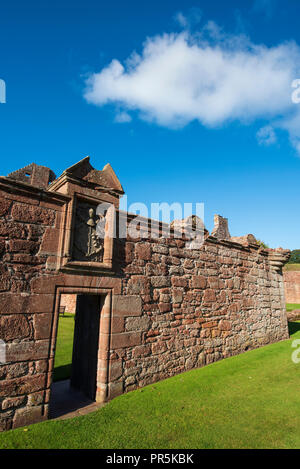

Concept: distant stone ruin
[[0, 156, 290, 431]]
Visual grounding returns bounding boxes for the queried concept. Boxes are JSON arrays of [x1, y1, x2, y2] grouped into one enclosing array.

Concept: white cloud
[[83, 24, 300, 154], [257, 125, 277, 146], [174, 12, 189, 29], [174, 8, 202, 30], [114, 111, 132, 123]]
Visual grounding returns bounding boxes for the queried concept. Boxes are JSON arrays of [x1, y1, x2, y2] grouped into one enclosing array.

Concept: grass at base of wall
[[283, 263, 300, 271], [0, 323, 300, 449], [286, 304, 300, 312], [53, 314, 75, 382]]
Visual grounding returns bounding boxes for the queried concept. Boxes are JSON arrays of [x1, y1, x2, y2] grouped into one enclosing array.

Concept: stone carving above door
[[73, 201, 105, 263]]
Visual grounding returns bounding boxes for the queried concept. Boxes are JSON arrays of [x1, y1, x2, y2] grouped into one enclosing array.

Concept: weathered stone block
[[0, 314, 31, 341], [13, 405, 45, 429], [0, 293, 54, 314], [171, 277, 188, 288], [191, 275, 207, 289], [0, 198, 12, 217], [33, 313, 52, 340], [126, 316, 150, 332], [127, 276, 150, 295], [135, 243, 151, 260], [151, 276, 171, 288], [108, 381, 124, 400], [9, 240, 38, 254], [111, 332, 142, 349], [6, 340, 49, 362], [2, 396, 26, 410], [108, 360, 123, 381], [11, 204, 55, 226], [113, 295, 142, 317]]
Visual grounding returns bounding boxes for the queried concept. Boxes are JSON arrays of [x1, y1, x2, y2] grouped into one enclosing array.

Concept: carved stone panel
[[72, 201, 105, 263]]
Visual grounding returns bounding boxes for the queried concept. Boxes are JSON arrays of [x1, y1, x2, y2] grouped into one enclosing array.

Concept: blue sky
[[0, 0, 300, 249]]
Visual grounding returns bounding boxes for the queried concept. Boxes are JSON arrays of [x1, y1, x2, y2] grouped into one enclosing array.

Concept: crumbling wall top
[[6, 163, 56, 189]]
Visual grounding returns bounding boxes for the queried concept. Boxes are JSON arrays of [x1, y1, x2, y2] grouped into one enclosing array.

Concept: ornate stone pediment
[[63, 157, 124, 194]]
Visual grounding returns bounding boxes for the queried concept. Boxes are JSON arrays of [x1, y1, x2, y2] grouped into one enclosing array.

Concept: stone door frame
[[49, 286, 112, 405]]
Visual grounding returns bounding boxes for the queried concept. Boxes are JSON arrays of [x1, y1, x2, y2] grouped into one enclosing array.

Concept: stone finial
[[211, 215, 231, 240], [268, 248, 291, 272]]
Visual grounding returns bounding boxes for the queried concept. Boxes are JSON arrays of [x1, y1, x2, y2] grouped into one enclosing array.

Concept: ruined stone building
[[0, 157, 290, 431]]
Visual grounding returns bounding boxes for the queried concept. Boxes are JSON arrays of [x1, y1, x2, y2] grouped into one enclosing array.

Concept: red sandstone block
[[34, 313, 52, 340], [35, 360, 48, 374], [132, 344, 151, 358], [171, 277, 188, 288], [6, 340, 49, 362], [0, 239, 5, 254], [218, 320, 232, 331], [152, 341, 167, 354], [135, 243, 151, 261], [2, 396, 26, 410], [11, 204, 56, 226], [39, 228, 60, 255], [0, 268, 10, 292], [107, 381, 124, 400], [202, 321, 218, 329], [0, 374, 46, 399], [10, 253, 42, 265], [0, 221, 27, 239], [127, 276, 151, 295], [13, 405, 45, 429], [151, 276, 171, 288], [0, 198, 12, 217], [9, 239, 38, 254], [0, 293, 54, 314], [111, 332, 142, 349], [113, 295, 142, 317], [191, 275, 207, 289], [203, 290, 216, 303], [30, 275, 63, 294], [159, 303, 172, 313], [27, 390, 45, 406], [0, 314, 31, 341], [146, 330, 159, 337], [111, 317, 125, 333], [108, 359, 123, 381], [125, 242, 135, 263]]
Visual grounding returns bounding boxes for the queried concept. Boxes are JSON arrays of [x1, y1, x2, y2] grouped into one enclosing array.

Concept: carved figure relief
[[73, 202, 105, 263]]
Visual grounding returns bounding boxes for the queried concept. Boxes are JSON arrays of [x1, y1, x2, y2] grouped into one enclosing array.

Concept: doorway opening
[[50, 293, 104, 419]]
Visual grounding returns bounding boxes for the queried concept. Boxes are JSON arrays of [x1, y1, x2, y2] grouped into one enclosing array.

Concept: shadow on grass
[[288, 321, 300, 336], [53, 364, 72, 382]]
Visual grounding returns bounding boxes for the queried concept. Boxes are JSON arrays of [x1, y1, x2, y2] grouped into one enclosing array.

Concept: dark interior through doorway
[[50, 294, 103, 419]]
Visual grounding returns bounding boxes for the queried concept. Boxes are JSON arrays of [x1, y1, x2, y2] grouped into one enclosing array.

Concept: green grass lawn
[[283, 263, 300, 271], [286, 304, 300, 312], [0, 322, 300, 449], [53, 314, 75, 382]]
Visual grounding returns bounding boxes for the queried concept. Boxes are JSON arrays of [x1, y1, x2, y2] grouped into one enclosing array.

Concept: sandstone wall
[[284, 270, 300, 303], [60, 294, 77, 314], [109, 234, 289, 395], [0, 179, 65, 431], [0, 176, 289, 431]]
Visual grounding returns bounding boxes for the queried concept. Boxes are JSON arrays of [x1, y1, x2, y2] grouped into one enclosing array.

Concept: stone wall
[[0, 179, 65, 431], [60, 294, 77, 314], [283, 270, 300, 303], [0, 160, 290, 431], [108, 233, 289, 395]]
